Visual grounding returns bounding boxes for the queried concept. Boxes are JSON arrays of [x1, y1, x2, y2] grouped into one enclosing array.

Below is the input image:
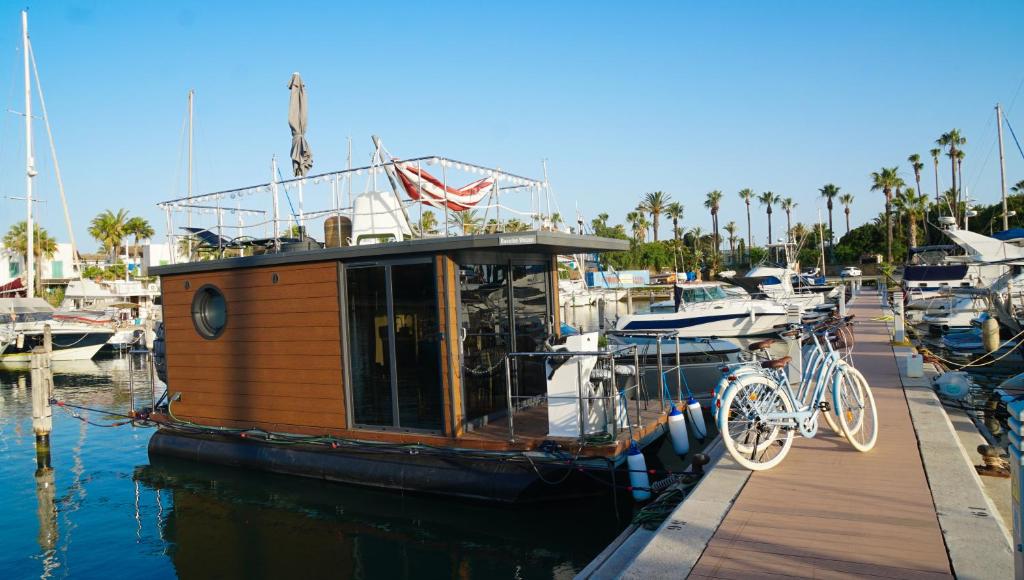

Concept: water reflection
[[135, 456, 625, 579]]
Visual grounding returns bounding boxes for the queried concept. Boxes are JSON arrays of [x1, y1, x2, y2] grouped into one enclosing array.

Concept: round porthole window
[[191, 285, 227, 339]]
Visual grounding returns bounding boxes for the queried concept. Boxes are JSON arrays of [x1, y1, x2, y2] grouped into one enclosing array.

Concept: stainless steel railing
[[502, 345, 651, 442]]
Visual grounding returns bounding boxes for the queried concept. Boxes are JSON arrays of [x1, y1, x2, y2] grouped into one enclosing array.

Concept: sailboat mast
[[997, 103, 1009, 231], [23, 10, 35, 298], [186, 89, 194, 257]]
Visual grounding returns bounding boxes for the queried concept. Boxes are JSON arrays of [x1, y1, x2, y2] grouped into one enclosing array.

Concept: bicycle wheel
[[719, 376, 795, 471], [819, 361, 843, 436], [833, 365, 878, 452]]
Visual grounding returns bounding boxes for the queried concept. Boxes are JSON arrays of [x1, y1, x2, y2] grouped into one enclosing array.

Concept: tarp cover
[[0, 278, 26, 297], [902, 264, 968, 281]]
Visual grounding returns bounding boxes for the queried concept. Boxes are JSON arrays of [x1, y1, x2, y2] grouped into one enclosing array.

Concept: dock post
[[893, 291, 906, 344], [30, 346, 52, 452], [128, 352, 136, 421], [626, 288, 633, 314], [597, 297, 605, 331], [838, 284, 847, 317]]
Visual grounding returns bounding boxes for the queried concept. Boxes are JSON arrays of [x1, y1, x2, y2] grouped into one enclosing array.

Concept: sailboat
[[0, 11, 113, 362]]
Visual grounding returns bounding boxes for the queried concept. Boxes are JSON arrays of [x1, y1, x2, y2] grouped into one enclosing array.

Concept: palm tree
[[908, 154, 924, 205], [591, 212, 610, 232], [452, 210, 482, 235], [870, 167, 901, 262], [738, 188, 754, 255], [839, 193, 855, 236], [704, 190, 723, 257], [894, 187, 928, 248], [937, 129, 966, 222], [780, 197, 797, 242], [929, 148, 942, 203], [757, 191, 779, 245], [504, 218, 530, 232], [639, 191, 669, 242], [665, 202, 684, 246], [724, 221, 738, 263], [124, 216, 154, 272], [1012, 180, 1024, 194], [688, 226, 704, 253], [817, 184, 840, 247], [789, 222, 809, 243], [419, 210, 439, 235], [3, 221, 58, 294], [626, 211, 648, 242], [88, 208, 130, 262]]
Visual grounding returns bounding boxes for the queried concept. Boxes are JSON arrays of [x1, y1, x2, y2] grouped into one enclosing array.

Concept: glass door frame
[[454, 256, 554, 429], [340, 257, 445, 434]]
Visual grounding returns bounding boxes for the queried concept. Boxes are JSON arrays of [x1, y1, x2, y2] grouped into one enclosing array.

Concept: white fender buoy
[[627, 443, 651, 501], [667, 406, 689, 455], [686, 396, 707, 439], [983, 316, 1000, 353]]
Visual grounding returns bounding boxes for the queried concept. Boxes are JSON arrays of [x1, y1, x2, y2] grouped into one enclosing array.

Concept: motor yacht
[[0, 298, 114, 362], [614, 281, 791, 337]]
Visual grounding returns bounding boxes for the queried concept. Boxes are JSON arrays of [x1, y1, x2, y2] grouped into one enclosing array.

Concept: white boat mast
[[23, 10, 35, 298], [186, 89, 194, 257], [997, 103, 1009, 231]]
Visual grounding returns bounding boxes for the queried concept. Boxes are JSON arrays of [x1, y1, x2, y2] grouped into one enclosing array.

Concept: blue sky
[[0, 1, 1020, 249]]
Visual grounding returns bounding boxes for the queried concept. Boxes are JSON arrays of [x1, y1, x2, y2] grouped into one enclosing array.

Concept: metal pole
[[442, 163, 449, 236], [655, 337, 664, 412], [577, 357, 585, 438], [164, 207, 175, 264], [675, 335, 682, 402], [271, 156, 280, 240], [504, 358, 515, 442], [633, 347, 642, 420], [23, 11, 35, 298], [186, 89, 194, 259], [997, 103, 1010, 231]]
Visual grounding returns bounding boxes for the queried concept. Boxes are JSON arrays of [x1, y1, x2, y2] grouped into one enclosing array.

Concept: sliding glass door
[[458, 261, 551, 425], [346, 261, 443, 431]]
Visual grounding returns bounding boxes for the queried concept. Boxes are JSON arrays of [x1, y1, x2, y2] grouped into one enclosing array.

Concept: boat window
[[347, 266, 393, 426], [191, 285, 227, 339], [706, 286, 728, 300]]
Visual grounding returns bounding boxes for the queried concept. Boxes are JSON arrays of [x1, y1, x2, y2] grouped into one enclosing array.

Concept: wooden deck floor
[[690, 292, 953, 579]]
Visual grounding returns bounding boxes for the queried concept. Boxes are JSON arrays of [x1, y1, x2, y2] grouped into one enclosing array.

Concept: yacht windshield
[[680, 286, 727, 303]]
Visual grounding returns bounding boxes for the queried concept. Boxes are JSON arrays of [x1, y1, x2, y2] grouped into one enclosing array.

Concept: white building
[[0, 241, 185, 286], [0, 242, 78, 286]]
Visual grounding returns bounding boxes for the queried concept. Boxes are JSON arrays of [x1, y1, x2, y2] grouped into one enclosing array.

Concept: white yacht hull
[[615, 302, 790, 337]]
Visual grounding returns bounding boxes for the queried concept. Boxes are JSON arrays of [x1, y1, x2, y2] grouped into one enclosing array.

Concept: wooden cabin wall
[[161, 262, 345, 433]]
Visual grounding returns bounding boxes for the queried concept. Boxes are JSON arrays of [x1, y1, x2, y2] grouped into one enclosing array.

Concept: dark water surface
[[0, 355, 628, 579]]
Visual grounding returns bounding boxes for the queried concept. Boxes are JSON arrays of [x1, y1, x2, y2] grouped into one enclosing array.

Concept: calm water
[[0, 355, 629, 579]]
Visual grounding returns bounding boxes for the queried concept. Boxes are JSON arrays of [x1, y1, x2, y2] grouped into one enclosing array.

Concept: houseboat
[[147, 154, 693, 502]]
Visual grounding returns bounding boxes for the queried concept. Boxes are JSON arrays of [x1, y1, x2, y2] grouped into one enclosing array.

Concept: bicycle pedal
[[816, 401, 832, 412]]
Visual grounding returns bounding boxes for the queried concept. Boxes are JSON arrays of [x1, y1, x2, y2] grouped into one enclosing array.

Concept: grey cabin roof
[[150, 231, 630, 276]]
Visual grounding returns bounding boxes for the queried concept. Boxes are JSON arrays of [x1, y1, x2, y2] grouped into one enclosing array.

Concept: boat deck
[[689, 291, 952, 579], [463, 401, 670, 458]]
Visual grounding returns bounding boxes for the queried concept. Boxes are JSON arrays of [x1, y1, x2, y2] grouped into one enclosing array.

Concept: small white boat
[[615, 282, 790, 337]]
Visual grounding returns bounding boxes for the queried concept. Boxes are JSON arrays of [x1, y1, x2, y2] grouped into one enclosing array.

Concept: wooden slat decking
[[690, 291, 953, 579]]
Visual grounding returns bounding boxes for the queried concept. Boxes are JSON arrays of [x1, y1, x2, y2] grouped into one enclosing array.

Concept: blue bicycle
[[715, 318, 877, 471]]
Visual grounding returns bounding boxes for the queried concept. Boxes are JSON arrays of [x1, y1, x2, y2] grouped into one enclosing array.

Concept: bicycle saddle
[[749, 338, 776, 351], [760, 355, 792, 370]]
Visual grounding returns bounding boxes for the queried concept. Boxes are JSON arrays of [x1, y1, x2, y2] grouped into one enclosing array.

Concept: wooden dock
[[689, 292, 953, 578]]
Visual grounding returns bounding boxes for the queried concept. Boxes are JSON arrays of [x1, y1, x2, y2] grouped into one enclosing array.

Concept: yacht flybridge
[[146, 138, 725, 502]]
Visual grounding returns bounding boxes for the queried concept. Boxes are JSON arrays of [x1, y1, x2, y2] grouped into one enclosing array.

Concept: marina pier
[[583, 290, 1013, 578]]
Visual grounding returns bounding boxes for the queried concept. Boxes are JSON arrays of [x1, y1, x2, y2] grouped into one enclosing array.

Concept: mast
[[997, 103, 1009, 231], [186, 89, 194, 258], [23, 10, 35, 298]]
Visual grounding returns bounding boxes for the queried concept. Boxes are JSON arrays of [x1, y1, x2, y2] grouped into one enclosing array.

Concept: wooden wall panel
[[162, 261, 346, 431]]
